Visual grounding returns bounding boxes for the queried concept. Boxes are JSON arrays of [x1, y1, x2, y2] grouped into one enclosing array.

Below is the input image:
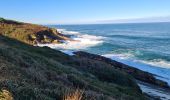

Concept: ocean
[[43, 23, 170, 85]]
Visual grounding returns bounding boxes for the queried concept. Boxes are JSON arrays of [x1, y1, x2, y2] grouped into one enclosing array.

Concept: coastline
[[138, 81, 170, 100], [102, 54, 170, 86], [36, 26, 170, 99], [69, 51, 170, 100], [54, 27, 170, 84], [57, 50, 170, 99], [37, 27, 170, 99], [1, 18, 170, 99]]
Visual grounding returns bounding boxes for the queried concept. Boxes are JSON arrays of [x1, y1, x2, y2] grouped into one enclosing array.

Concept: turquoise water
[[47, 23, 170, 84]]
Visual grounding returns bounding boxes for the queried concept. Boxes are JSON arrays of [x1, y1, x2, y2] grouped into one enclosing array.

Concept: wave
[[58, 28, 79, 35], [138, 82, 170, 100], [107, 34, 170, 41], [60, 50, 75, 56], [102, 53, 170, 85], [141, 59, 170, 69], [39, 27, 170, 85], [103, 52, 170, 69], [38, 29, 105, 50]]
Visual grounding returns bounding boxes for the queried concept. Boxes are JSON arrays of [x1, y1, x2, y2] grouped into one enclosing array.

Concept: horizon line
[[41, 16, 170, 25], [43, 21, 170, 26], [2, 16, 170, 25]]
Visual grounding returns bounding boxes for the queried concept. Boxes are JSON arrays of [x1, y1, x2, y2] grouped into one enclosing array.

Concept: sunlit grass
[[63, 89, 84, 100], [0, 89, 13, 100]]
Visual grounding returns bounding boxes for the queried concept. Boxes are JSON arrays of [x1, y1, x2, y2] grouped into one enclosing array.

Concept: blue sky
[[0, 0, 170, 24]]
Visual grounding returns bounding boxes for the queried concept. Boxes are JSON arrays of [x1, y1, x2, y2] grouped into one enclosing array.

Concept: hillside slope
[[0, 34, 148, 100], [0, 18, 152, 100]]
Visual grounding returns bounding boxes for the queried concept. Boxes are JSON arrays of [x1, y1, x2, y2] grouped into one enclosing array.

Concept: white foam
[[141, 59, 170, 69], [138, 82, 170, 100], [57, 28, 66, 32], [58, 28, 80, 35], [103, 53, 134, 59], [38, 29, 105, 50], [103, 53, 170, 69], [60, 50, 75, 56], [39, 28, 170, 86]]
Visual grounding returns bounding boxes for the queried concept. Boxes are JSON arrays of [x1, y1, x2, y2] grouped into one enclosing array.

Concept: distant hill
[[0, 18, 70, 45]]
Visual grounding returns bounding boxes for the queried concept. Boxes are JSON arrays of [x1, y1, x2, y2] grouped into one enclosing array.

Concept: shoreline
[[138, 81, 170, 100], [37, 27, 170, 99], [102, 54, 170, 86], [58, 50, 170, 87], [57, 50, 170, 99]]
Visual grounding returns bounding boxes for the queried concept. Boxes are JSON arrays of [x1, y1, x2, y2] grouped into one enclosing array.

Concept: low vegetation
[[0, 35, 148, 100], [0, 18, 148, 100]]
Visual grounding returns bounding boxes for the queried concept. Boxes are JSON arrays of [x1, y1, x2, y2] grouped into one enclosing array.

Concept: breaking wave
[[38, 28, 105, 50]]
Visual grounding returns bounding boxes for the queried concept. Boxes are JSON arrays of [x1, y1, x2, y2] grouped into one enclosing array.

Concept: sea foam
[[38, 29, 105, 50], [38, 27, 170, 86]]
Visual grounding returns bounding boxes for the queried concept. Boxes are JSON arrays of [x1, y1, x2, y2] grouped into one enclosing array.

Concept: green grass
[[0, 18, 148, 100], [0, 35, 148, 100]]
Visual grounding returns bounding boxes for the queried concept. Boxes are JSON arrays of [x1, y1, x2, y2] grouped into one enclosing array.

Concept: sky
[[0, 0, 170, 24]]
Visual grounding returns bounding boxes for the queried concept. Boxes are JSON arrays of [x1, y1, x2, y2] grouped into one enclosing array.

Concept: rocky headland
[[0, 18, 71, 45]]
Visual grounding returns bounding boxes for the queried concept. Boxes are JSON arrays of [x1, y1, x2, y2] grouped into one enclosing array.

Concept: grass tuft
[[0, 89, 13, 100], [63, 89, 84, 100]]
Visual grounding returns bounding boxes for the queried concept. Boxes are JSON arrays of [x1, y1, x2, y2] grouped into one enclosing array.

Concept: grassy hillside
[[0, 35, 147, 100], [0, 18, 70, 45], [0, 18, 149, 100]]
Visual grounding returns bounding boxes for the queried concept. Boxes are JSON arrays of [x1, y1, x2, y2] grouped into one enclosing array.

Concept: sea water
[[44, 23, 170, 85]]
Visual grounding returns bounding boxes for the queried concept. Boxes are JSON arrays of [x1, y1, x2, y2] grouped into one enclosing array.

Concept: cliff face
[[0, 18, 147, 100], [0, 18, 70, 45]]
